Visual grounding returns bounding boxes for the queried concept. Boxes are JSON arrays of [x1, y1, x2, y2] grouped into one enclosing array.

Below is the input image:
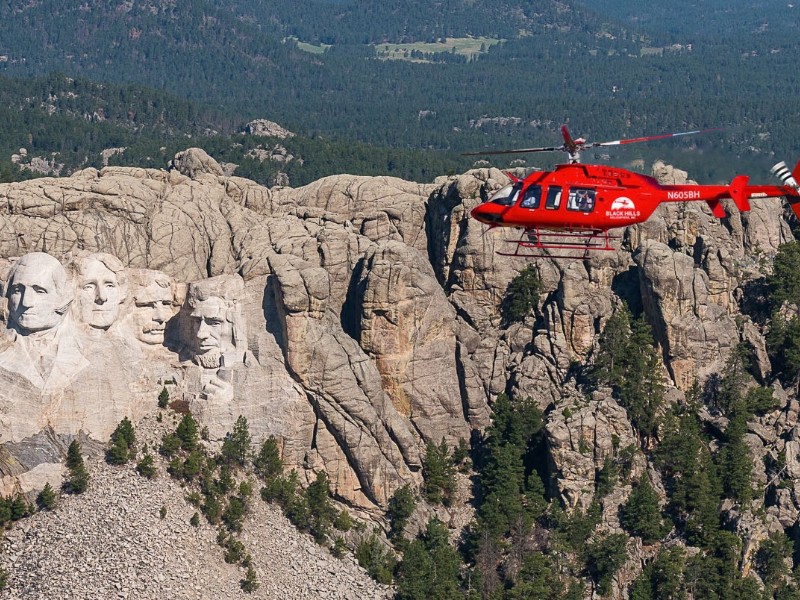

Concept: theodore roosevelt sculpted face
[[127, 269, 177, 346]]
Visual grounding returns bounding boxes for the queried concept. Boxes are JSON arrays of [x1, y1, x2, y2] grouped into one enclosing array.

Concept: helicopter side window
[[519, 185, 542, 209], [545, 187, 562, 210], [488, 183, 521, 206], [567, 188, 596, 212]]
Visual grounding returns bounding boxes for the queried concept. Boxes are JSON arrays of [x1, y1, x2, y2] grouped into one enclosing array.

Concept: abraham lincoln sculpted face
[[186, 274, 246, 369]]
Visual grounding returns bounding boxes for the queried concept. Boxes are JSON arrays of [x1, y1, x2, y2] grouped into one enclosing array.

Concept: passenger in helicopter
[[520, 185, 542, 209]]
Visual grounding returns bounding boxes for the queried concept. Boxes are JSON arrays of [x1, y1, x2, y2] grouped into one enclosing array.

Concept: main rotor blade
[[462, 146, 562, 156], [561, 124, 579, 154], [588, 127, 722, 148], [461, 126, 721, 157]]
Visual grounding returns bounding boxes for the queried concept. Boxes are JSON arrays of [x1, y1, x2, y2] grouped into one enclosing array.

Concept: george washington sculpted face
[[6, 253, 73, 334]]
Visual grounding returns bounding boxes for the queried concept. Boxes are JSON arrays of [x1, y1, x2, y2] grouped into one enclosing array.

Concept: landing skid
[[498, 228, 618, 259]]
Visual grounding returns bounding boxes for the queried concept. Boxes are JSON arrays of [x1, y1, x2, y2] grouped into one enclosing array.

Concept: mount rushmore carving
[[0, 150, 489, 511], [0, 244, 436, 509], [0, 149, 789, 516]]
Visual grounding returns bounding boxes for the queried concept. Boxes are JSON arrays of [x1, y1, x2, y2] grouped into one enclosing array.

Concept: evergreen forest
[[0, 0, 798, 184]]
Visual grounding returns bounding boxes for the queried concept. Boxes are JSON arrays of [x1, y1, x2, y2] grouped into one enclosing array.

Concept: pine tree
[[36, 482, 57, 510], [159, 432, 181, 458], [106, 417, 136, 465], [620, 475, 668, 544], [768, 241, 800, 308], [421, 438, 456, 506], [222, 496, 246, 532], [501, 264, 542, 325], [221, 415, 251, 467], [136, 453, 157, 478], [592, 305, 664, 446], [106, 435, 130, 465], [586, 534, 629, 597], [240, 566, 259, 593], [157, 386, 170, 409], [656, 404, 721, 548], [475, 394, 547, 540], [717, 407, 755, 507], [114, 417, 136, 448], [629, 546, 686, 600], [387, 484, 416, 541], [65, 439, 89, 493], [591, 306, 631, 387], [755, 532, 793, 593], [175, 413, 199, 451], [0, 497, 11, 525], [506, 552, 565, 600], [355, 533, 396, 585], [396, 518, 461, 600], [10, 495, 28, 520], [305, 471, 336, 542], [713, 343, 751, 415], [396, 536, 434, 600], [253, 436, 282, 480], [767, 314, 800, 384]]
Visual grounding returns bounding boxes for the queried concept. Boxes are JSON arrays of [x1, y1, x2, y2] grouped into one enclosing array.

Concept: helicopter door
[[545, 186, 562, 210], [519, 185, 542, 209], [567, 187, 596, 213]]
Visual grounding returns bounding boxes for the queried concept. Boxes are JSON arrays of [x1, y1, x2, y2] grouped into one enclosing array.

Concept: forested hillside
[[1, 0, 799, 181], [576, 0, 800, 37], [0, 73, 469, 185]]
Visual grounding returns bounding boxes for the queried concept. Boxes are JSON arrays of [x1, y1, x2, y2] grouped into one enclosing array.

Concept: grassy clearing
[[286, 37, 331, 54], [374, 36, 503, 61]]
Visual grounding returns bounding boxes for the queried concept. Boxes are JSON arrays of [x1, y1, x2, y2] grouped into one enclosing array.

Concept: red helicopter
[[467, 125, 800, 257]]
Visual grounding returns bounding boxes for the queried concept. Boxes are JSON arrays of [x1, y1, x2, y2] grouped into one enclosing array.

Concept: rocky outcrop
[[244, 119, 296, 139], [634, 239, 740, 388], [0, 159, 468, 509], [3, 151, 800, 598], [546, 390, 640, 510]]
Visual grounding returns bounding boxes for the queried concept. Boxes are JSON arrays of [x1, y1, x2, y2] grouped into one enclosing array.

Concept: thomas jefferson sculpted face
[[6, 253, 73, 334], [73, 254, 127, 330]]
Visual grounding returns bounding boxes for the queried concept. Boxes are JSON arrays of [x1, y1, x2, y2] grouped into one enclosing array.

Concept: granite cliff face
[[0, 149, 795, 534], [2, 149, 800, 596]]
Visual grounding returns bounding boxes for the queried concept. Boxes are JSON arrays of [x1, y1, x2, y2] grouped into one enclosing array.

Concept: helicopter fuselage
[[470, 162, 798, 233]]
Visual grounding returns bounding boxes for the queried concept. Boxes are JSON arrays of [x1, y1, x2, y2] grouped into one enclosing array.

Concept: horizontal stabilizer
[[788, 200, 800, 220], [729, 175, 751, 212], [706, 199, 726, 218]]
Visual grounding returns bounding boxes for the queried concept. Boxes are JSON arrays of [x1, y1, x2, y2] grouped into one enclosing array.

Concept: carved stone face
[[6, 253, 72, 334], [131, 279, 176, 345], [184, 274, 245, 368], [190, 296, 231, 360], [76, 257, 125, 330]]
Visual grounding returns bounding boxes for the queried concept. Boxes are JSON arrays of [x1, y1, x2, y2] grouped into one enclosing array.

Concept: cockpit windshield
[[488, 183, 522, 206]]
